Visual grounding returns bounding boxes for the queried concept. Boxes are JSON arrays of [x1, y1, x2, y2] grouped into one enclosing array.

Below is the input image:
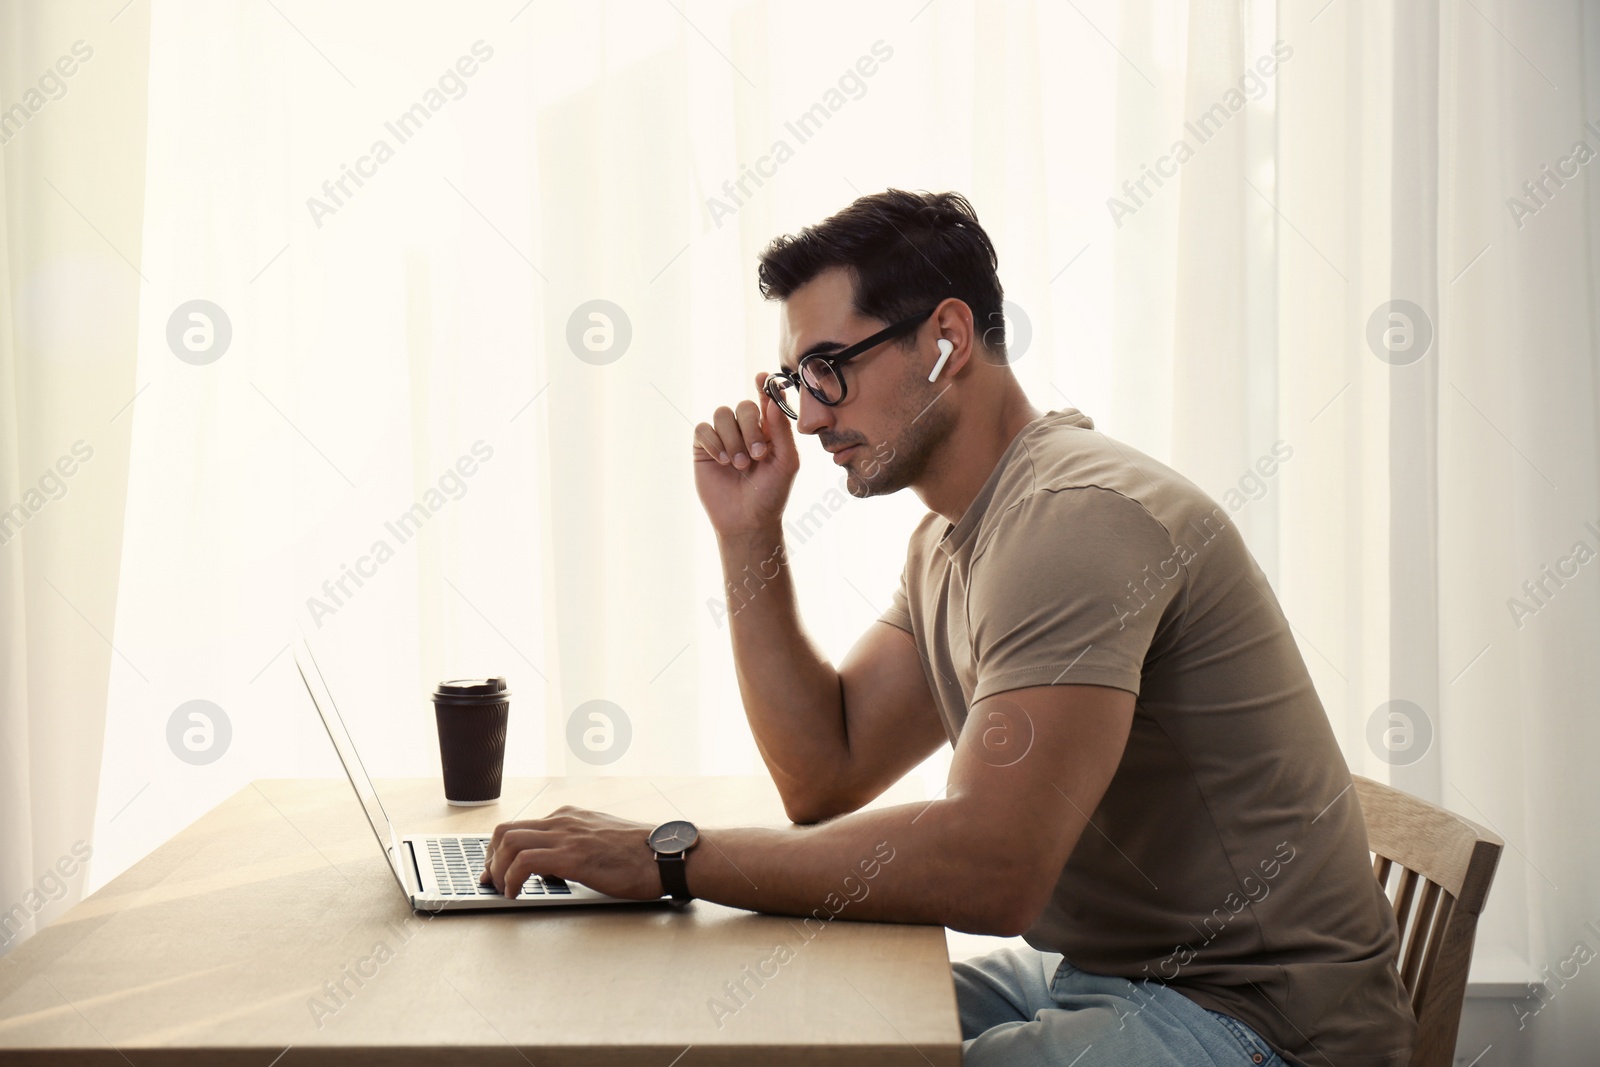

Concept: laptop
[[292, 633, 658, 912]]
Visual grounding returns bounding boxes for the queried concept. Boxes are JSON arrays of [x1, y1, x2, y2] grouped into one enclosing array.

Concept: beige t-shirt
[[880, 408, 1414, 1067]]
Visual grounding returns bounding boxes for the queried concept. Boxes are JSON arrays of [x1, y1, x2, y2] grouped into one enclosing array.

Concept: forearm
[[679, 798, 1041, 937], [718, 528, 852, 810]]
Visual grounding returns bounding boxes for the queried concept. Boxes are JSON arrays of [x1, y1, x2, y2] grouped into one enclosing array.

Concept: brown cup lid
[[433, 677, 509, 703]]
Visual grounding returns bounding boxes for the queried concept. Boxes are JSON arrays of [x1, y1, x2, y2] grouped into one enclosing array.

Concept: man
[[480, 189, 1415, 1066]]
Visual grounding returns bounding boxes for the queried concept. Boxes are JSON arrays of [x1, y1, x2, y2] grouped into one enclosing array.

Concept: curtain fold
[[1431, 0, 1600, 1056], [1387, 0, 1443, 806], [0, 0, 149, 950]]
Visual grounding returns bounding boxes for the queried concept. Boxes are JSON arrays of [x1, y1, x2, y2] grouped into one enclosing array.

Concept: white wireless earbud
[[929, 338, 953, 382]]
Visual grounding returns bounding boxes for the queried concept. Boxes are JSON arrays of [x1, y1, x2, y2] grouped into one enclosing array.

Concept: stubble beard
[[842, 378, 955, 500]]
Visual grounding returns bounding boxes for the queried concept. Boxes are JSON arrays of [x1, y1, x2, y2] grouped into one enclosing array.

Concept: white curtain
[[1, 0, 149, 954], [1275, 2, 1600, 1059], [3, 0, 1595, 1059]]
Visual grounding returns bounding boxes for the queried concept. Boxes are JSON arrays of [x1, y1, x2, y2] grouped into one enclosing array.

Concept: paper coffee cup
[[431, 678, 509, 806]]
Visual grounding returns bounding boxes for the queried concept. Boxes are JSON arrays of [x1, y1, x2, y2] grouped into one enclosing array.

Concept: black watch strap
[[656, 853, 692, 901]]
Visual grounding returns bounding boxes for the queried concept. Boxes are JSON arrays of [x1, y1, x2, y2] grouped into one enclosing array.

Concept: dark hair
[[756, 189, 1006, 356]]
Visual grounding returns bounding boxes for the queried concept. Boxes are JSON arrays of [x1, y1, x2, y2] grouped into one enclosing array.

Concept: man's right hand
[[692, 372, 800, 538], [692, 371, 947, 825]]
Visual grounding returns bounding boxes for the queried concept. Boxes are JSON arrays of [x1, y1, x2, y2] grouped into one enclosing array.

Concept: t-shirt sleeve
[[878, 552, 915, 633], [968, 487, 1182, 704]]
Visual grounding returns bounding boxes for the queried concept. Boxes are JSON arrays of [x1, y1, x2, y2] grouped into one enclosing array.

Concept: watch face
[[648, 819, 698, 855]]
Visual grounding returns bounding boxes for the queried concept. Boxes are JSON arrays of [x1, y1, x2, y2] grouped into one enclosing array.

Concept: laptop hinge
[[399, 839, 430, 903]]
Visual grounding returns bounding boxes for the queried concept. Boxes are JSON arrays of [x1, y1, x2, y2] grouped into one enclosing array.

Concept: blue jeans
[[953, 945, 1289, 1066]]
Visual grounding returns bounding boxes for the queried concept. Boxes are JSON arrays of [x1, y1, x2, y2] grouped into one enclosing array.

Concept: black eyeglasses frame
[[763, 305, 940, 419]]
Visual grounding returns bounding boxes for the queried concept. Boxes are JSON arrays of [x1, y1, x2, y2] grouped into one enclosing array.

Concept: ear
[[929, 298, 977, 378]]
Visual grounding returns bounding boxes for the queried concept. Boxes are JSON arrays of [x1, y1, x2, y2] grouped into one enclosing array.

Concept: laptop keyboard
[[426, 836, 571, 897]]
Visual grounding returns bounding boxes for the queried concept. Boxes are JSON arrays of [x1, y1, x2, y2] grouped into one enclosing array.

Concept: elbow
[[956, 891, 1046, 938], [778, 777, 866, 826], [944, 834, 1058, 936], [781, 793, 849, 826], [934, 794, 1076, 936], [984, 862, 1059, 936], [988, 896, 1046, 938], [777, 783, 833, 826], [782, 799, 828, 826]]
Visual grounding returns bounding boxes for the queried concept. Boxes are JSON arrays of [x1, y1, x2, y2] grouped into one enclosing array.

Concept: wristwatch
[[647, 819, 699, 902]]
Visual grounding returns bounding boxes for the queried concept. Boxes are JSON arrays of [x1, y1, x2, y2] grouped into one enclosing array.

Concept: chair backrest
[[1352, 775, 1504, 1067]]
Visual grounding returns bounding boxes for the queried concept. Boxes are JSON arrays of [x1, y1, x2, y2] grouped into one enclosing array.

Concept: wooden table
[[0, 777, 961, 1065]]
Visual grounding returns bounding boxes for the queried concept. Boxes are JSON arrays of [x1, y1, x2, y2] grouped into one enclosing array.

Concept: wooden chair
[[1352, 775, 1504, 1067]]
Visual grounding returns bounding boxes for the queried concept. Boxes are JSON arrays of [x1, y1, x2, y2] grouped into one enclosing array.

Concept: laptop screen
[[292, 632, 407, 892]]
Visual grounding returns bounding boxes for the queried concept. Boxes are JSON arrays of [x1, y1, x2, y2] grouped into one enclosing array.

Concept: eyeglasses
[[763, 305, 939, 419]]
